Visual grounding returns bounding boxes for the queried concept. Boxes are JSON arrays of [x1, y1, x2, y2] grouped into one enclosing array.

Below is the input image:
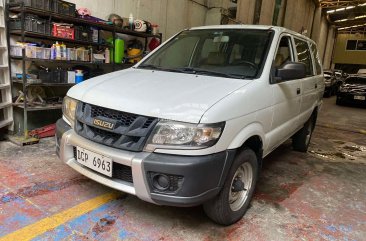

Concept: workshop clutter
[[9, 0, 76, 16], [9, 14, 51, 35], [11, 42, 94, 62]]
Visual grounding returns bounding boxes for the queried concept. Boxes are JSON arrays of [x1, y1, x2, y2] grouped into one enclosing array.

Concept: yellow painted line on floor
[[0, 192, 120, 241]]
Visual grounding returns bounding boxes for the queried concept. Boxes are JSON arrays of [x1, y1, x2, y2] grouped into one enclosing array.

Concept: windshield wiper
[[174, 67, 250, 79], [138, 64, 185, 73], [138, 64, 164, 70]]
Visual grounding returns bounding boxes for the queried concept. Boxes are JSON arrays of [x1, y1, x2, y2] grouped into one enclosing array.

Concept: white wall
[[69, 0, 210, 40]]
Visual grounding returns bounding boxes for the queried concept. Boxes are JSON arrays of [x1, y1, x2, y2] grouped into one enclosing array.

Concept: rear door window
[[294, 38, 314, 76], [310, 42, 322, 75]]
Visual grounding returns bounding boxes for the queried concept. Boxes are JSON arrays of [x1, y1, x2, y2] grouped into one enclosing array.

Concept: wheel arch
[[227, 122, 265, 168]]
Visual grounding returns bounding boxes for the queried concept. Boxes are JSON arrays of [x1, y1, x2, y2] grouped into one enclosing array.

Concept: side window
[[294, 38, 313, 76], [274, 36, 293, 68], [310, 42, 322, 75]]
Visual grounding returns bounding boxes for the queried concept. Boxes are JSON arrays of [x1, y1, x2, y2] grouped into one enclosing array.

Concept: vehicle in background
[[323, 70, 337, 97], [357, 69, 366, 75], [336, 75, 366, 106]]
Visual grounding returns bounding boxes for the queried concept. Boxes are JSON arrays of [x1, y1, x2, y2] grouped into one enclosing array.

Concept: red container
[[52, 23, 74, 39]]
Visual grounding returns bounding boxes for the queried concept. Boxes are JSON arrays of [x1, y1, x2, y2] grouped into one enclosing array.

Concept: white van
[[56, 25, 324, 225]]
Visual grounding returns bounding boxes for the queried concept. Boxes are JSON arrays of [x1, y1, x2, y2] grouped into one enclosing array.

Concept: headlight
[[62, 96, 78, 125], [145, 121, 224, 151]]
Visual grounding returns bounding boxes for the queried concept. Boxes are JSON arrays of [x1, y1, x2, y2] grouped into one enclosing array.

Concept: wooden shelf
[[13, 103, 62, 111]]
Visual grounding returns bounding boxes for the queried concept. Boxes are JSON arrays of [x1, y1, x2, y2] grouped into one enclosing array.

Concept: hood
[[341, 83, 366, 94], [67, 68, 252, 123]]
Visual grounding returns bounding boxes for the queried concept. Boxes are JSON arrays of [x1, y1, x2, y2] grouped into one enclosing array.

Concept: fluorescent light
[[346, 6, 355, 9], [335, 19, 348, 22], [358, 3, 366, 6], [355, 15, 366, 19], [327, 10, 335, 13], [336, 7, 346, 12]]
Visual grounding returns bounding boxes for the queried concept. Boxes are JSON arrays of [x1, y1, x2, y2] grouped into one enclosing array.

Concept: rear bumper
[[337, 93, 366, 105], [56, 118, 236, 206]]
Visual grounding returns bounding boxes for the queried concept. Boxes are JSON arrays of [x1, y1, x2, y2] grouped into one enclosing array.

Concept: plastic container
[[43, 48, 51, 59], [75, 26, 93, 42], [35, 47, 43, 59], [9, 0, 51, 10], [51, 0, 76, 16], [10, 45, 23, 57], [9, 14, 50, 35], [75, 70, 84, 84], [114, 39, 124, 64], [105, 48, 110, 64]]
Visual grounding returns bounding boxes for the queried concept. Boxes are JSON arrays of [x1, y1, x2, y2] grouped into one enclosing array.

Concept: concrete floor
[[0, 96, 365, 241]]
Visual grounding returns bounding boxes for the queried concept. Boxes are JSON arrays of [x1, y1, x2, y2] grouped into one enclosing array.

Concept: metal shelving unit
[[0, 0, 13, 131], [5, 2, 162, 143]]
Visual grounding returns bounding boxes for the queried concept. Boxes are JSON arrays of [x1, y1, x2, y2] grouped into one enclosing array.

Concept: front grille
[[75, 103, 158, 152], [73, 147, 133, 183], [90, 105, 138, 127]]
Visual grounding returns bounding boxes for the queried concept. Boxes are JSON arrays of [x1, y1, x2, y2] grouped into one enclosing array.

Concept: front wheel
[[203, 148, 258, 225]]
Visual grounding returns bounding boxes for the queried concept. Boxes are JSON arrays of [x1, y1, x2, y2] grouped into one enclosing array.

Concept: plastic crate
[[39, 69, 67, 83], [51, 0, 76, 16], [74, 26, 93, 42], [9, 0, 51, 10], [10, 45, 23, 56], [9, 15, 50, 35]]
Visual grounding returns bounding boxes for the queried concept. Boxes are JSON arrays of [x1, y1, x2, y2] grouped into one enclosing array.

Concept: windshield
[[139, 29, 274, 79], [345, 77, 366, 85]]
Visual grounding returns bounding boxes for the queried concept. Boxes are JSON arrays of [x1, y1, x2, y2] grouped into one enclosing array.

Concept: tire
[[292, 114, 315, 152], [203, 148, 258, 226], [336, 98, 343, 106], [324, 90, 331, 98]]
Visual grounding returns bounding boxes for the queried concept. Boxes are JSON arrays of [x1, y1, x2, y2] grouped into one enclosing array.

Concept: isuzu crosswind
[[56, 25, 324, 225]]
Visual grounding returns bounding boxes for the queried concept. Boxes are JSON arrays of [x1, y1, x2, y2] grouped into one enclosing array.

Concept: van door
[[267, 35, 302, 151], [294, 38, 319, 125]]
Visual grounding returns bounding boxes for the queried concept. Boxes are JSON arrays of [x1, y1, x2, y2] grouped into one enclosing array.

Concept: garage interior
[[0, 0, 365, 240]]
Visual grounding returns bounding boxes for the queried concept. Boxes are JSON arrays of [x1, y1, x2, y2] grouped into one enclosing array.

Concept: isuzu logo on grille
[[93, 118, 115, 130]]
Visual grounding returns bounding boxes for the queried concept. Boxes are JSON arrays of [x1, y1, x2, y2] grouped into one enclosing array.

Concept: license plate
[[76, 147, 113, 177], [354, 96, 365, 100]]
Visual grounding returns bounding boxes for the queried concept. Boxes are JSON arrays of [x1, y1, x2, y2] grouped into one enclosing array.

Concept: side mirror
[[275, 62, 306, 82]]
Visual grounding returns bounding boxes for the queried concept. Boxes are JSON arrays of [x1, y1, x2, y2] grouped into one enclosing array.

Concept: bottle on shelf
[[50, 44, 56, 60], [105, 48, 110, 64], [129, 13, 134, 30], [75, 70, 84, 84], [55, 41, 61, 60], [61, 42, 67, 60], [114, 39, 124, 64]]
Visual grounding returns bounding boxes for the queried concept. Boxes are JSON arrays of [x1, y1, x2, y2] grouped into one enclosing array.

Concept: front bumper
[[56, 118, 235, 207]]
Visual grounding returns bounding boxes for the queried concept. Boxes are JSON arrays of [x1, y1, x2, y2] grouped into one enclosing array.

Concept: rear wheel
[[336, 97, 343, 105], [203, 148, 258, 225], [292, 114, 316, 152]]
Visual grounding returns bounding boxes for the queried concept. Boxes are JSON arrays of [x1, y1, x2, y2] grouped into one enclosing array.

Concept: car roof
[[188, 25, 316, 45]]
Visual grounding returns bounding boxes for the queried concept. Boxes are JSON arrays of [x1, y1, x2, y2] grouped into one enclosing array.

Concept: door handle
[[315, 83, 318, 89], [297, 88, 301, 95]]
